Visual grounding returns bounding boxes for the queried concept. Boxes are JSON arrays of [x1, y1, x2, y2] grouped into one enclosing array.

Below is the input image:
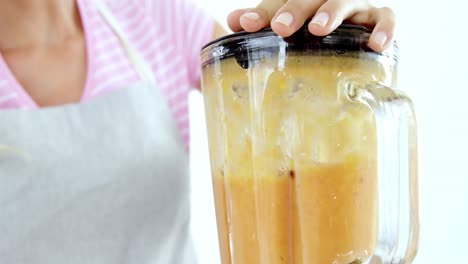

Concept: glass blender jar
[[201, 24, 419, 264]]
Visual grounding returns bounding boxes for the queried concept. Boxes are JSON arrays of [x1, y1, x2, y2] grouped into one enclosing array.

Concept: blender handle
[[343, 79, 420, 264]]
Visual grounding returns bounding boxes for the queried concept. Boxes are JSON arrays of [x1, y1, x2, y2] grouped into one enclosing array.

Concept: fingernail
[[242, 12, 260, 21], [311, 12, 329, 27], [275, 12, 294, 27], [373, 31, 388, 47]]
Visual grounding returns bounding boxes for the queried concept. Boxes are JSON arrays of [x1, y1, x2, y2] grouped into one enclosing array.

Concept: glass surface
[[201, 24, 418, 264]]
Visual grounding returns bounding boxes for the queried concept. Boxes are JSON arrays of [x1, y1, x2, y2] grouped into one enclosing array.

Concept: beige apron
[[0, 2, 194, 263]]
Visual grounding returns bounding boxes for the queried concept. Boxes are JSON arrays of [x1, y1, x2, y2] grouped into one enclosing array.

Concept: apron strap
[[95, 0, 157, 85]]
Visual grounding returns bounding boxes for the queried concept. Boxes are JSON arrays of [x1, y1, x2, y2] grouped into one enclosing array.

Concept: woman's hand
[[227, 0, 395, 52]]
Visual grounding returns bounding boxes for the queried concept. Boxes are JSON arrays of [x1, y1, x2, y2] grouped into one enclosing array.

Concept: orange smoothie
[[212, 157, 377, 264], [202, 55, 391, 264]]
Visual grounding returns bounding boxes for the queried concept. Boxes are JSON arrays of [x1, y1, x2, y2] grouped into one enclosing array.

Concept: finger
[[228, 0, 285, 33], [308, 0, 369, 36], [348, 7, 396, 51], [227, 8, 271, 32], [227, 9, 248, 32], [270, 0, 325, 37]]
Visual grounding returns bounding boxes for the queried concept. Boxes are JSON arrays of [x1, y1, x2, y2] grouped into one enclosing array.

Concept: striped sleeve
[[142, 0, 215, 87], [181, 0, 215, 86]]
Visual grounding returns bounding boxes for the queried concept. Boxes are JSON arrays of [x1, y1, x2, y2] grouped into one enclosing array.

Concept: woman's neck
[[0, 0, 81, 51]]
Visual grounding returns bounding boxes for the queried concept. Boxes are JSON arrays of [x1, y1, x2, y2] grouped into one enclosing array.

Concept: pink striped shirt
[[0, 0, 215, 147]]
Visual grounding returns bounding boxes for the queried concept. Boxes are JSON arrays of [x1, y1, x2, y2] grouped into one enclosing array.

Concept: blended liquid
[[203, 55, 393, 264], [213, 158, 376, 264]]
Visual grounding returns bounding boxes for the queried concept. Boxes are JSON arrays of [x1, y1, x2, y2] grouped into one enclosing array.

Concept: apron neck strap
[[95, 0, 157, 85]]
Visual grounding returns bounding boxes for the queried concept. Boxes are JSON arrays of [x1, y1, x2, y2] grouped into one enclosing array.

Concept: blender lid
[[201, 23, 398, 67]]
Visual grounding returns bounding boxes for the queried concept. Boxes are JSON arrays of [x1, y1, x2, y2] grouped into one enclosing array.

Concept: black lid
[[201, 23, 398, 68]]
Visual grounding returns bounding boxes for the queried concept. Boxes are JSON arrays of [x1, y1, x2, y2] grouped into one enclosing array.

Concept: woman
[[0, 0, 395, 263]]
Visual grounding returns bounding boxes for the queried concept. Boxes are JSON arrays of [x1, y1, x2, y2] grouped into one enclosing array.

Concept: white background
[[189, 0, 468, 263]]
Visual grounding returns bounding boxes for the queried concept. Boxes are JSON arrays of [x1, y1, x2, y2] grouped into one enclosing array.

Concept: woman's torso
[[0, 0, 214, 263], [0, 0, 214, 147]]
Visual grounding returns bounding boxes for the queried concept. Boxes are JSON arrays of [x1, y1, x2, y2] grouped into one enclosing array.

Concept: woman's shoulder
[[102, 0, 199, 41], [100, 0, 214, 87], [104, 0, 191, 23]]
